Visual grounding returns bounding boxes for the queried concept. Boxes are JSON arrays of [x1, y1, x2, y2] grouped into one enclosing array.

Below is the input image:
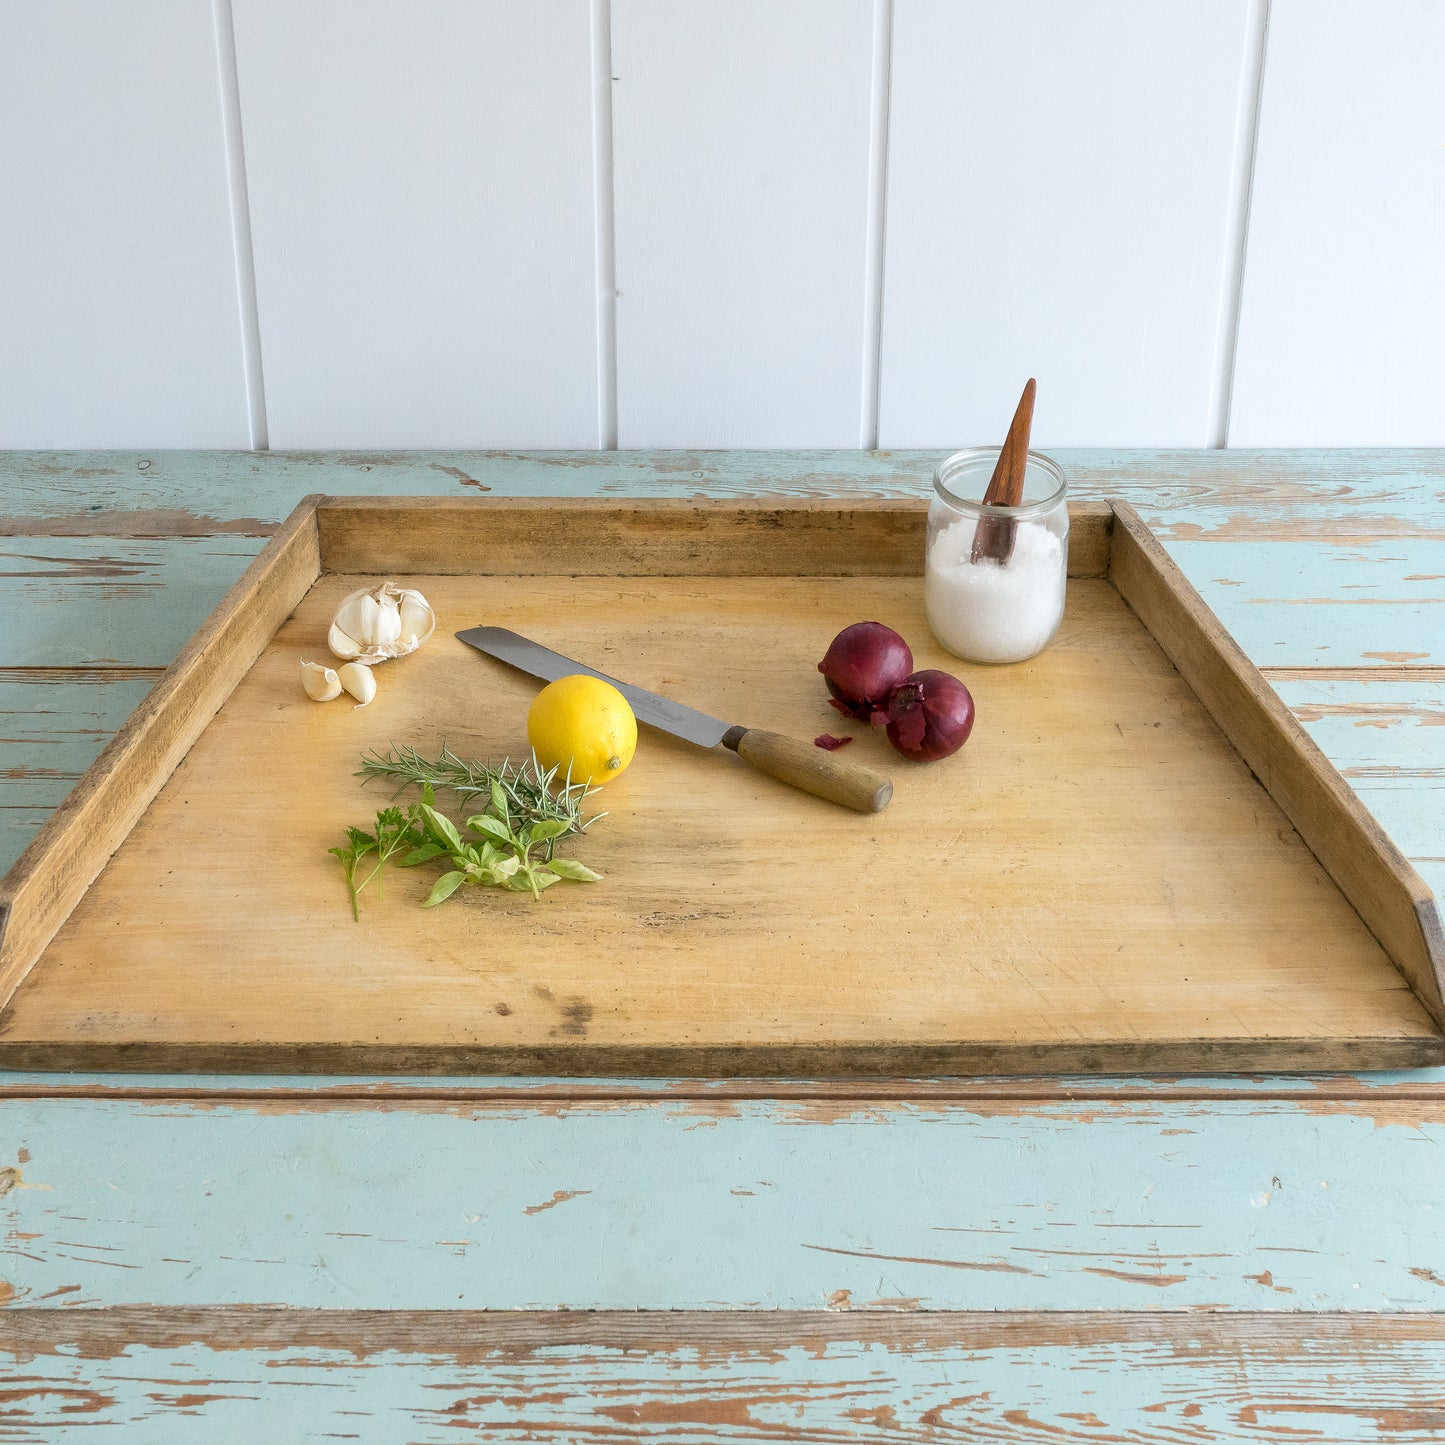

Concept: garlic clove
[[327, 618, 363, 660], [337, 661, 377, 707], [301, 660, 342, 702], [396, 588, 437, 650]]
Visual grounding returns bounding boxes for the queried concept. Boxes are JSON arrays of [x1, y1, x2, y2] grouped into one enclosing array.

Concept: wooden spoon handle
[[973, 376, 1038, 564], [722, 727, 893, 813]]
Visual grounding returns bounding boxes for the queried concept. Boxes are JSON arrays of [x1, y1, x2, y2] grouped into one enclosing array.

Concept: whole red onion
[[818, 622, 913, 722], [885, 670, 975, 761]]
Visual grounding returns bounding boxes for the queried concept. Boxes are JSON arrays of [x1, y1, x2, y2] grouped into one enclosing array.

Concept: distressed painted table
[[2, 450, 1444, 1441]]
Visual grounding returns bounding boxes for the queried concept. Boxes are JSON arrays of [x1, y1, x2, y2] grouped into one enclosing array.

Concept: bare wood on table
[[0, 499, 323, 1008], [4, 1310, 1445, 1443], [1110, 503, 1445, 1029], [8, 1074, 1445, 1103], [0, 496, 1439, 1074]]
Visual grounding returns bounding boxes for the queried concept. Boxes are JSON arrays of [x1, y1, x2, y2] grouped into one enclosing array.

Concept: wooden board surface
[[2, 501, 1438, 1072]]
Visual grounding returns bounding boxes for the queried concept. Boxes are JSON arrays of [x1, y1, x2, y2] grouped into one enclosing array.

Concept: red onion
[[818, 622, 913, 722], [885, 670, 975, 761], [813, 733, 854, 751]]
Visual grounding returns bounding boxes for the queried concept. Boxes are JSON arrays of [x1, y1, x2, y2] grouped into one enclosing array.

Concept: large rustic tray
[[1, 497, 1441, 1073]]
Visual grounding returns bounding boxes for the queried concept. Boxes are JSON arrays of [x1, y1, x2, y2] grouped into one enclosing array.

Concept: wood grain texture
[[879, 0, 1253, 447], [5, 1311, 1445, 1442], [0, 2, 251, 449], [5, 1095, 1445, 1308], [4, 449, 1444, 539], [315, 495, 1113, 577], [1, 501, 1438, 1073], [231, 0, 601, 448], [1230, 0, 1445, 445], [611, 0, 876, 446], [0, 500, 322, 1012], [1111, 508, 1445, 1029]]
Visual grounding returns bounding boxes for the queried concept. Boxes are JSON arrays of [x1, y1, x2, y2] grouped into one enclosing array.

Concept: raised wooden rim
[[0, 495, 325, 1008], [1109, 502, 1445, 1030], [0, 494, 1438, 1071]]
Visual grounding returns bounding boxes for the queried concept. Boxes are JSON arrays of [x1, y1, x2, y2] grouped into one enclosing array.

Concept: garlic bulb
[[337, 661, 376, 707], [301, 660, 342, 702], [328, 581, 436, 664]]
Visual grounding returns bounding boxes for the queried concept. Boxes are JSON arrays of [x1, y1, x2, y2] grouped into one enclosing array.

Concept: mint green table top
[[2, 450, 1443, 1441]]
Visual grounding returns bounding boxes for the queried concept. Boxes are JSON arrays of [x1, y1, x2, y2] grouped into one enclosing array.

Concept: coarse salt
[[925, 519, 1066, 664]]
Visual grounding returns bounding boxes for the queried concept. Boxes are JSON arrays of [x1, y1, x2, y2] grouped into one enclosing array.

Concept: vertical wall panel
[[232, 0, 600, 449], [878, 0, 1253, 449], [1230, 1, 1445, 446], [612, 0, 876, 447], [0, 0, 250, 447]]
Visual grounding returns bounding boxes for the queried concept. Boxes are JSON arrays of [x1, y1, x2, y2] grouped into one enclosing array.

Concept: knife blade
[[457, 625, 892, 814]]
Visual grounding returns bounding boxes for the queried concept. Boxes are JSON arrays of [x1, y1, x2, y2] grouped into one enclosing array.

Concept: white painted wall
[[1, 0, 1441, 450]]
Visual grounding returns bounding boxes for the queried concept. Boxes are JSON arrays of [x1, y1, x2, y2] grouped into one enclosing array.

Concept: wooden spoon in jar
[[971, 377, 1036, 564]]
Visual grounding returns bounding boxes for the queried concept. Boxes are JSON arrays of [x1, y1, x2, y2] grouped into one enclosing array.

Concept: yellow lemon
[[526, 674, 637, 785]]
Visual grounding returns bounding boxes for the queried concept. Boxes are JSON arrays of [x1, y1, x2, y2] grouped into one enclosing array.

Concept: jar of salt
[[925, 447, 1068, 664]]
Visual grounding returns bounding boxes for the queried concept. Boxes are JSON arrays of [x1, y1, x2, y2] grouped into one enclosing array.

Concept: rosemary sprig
[[358, 744, 601, 857]]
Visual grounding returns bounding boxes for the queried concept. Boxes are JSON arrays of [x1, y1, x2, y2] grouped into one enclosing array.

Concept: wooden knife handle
[[721, 727, 893, 813]]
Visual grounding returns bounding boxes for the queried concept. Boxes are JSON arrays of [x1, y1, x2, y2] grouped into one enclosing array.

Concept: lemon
[[527, 674, 637, 785]]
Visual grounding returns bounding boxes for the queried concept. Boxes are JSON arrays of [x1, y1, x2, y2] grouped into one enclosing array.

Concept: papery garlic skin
[[328, 581, 435, 664], [301, 660, 342, 702], [337, 661, 377, 707]]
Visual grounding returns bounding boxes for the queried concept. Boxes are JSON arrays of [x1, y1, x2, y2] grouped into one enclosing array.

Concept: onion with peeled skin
[[884, 670, 975, 761], [817, 622, 913, 722]]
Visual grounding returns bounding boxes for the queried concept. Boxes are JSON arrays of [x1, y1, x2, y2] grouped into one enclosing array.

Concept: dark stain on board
[[557, 998, 593, 1038]]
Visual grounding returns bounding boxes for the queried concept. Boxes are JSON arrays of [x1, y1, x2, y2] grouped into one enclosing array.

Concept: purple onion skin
[[885, 669, 975, 761], [818, 622, 913, 722]]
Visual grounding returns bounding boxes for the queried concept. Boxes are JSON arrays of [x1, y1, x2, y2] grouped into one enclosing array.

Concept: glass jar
[[925, 447, 1068, 664]]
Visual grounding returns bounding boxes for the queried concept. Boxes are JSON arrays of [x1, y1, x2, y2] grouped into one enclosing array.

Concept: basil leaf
[[422, 871, 466, 908], [419, 804, 464, 854], [543, 857, 603, 882], [465, 814, 514, 847]]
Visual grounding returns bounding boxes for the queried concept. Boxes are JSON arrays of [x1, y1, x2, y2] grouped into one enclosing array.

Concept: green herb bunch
[[332, 748, 603, 918]]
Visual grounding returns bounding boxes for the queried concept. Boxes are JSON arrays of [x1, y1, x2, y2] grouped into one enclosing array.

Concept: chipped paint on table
[[4, 1094, 1445, 1310], [5, 1311, 1445, 1442]]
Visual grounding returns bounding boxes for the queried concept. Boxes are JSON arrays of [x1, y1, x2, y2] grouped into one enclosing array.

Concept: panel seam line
[[1208, 0, 1271, 449], [212, 0, 268, 450]]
